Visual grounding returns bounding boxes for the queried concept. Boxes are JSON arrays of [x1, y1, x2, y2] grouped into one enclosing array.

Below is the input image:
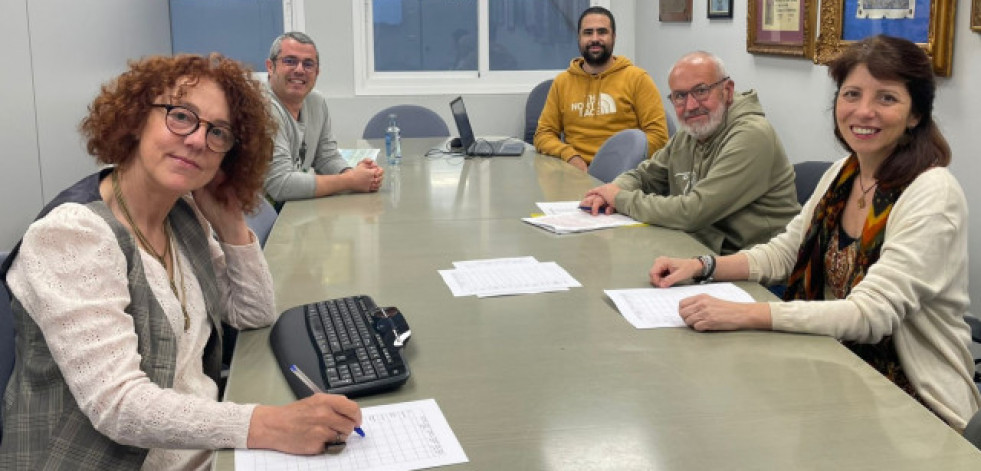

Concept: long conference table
[[216, 138, 981, 470]]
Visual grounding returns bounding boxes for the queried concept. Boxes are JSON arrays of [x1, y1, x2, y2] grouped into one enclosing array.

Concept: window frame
[[246, 0, 304, 82], [352, 0, 610, 96]]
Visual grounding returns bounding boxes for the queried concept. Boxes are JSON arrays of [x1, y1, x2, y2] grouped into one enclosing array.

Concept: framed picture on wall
[[813, 0, 956, 76], [660, 0, 693, 22], [747, 0, 816, 58], [972, 0, 981, 32], [708, 0, 733, 19]]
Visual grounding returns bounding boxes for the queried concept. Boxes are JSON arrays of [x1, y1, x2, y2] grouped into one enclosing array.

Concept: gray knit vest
[[0, 169, 225, 470]]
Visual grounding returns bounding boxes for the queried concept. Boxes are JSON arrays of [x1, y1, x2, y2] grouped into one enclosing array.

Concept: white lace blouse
[[6, 199, 277, 470]]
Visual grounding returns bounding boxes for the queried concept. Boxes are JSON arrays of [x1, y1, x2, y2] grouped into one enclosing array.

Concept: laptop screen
[[449, 96, 476, 151]]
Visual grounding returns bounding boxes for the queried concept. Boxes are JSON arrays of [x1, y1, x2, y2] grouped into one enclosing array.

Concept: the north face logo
[[571, 93, 617, 117]]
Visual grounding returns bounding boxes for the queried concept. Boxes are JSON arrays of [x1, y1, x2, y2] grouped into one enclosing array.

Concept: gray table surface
[[216, 139, 981, 470]]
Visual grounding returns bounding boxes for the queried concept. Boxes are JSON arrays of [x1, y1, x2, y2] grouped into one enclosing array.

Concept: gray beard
[[679, 105, 726, 140]]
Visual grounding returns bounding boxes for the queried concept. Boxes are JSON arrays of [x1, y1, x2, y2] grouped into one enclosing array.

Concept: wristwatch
[[692, 254, 716, 283]]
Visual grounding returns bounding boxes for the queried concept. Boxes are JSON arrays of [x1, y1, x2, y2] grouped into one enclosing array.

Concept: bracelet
[[692, 254, 716, 283]]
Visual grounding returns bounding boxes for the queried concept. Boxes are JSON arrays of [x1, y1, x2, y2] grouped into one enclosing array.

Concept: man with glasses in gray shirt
[[580, 51, 799, 254], [263, 32, 383, 205]]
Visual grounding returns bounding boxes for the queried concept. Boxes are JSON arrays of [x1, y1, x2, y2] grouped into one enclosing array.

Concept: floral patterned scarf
[[783, 156, 909, 301]]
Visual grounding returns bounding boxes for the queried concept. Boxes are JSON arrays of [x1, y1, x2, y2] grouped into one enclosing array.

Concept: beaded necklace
[[111, 170, 189, 331]]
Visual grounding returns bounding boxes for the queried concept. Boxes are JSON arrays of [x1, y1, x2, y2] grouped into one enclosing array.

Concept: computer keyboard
[[269, 295, 411, 398]]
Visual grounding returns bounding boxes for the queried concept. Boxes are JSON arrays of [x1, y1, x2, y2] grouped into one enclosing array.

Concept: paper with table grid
[[439, 257, 581, 297], [234, 399, 467, 471], [605, 283, 754, 329]]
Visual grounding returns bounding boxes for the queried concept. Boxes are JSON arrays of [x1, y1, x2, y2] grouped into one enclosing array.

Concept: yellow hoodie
[[534, 55, 669, 163]]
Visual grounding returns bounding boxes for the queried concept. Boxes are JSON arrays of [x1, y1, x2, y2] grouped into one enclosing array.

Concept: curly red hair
[[79, 53, 275, 212]]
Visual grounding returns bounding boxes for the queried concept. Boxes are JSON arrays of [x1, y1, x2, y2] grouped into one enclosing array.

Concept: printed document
[[523, 201, 640, 234], [453, 256, 539, 268], [535, 201, 582, 215], [235, 399, 467, 471], [605, 283, 754, 329], [439, 257, 581, 297]]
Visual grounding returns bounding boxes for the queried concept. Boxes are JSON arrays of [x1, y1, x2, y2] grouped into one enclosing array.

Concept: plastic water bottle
[[385, 113, 402, 166]]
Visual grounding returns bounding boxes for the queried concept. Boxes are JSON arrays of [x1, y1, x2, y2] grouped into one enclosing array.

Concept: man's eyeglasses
[[667, 77, 730, 106], [278, 56, 318, 71], [151, 104, 236, 153]]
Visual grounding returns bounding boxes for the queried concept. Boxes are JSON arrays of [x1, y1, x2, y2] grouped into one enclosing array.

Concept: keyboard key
[[293, 295, 410, 396]]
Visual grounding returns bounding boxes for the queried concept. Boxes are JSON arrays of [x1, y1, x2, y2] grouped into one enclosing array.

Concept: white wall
[[0, 0, 171, 252], [29, 1, 172, 195], [0, 1, 42, 250], [634, 1, 981, 302]]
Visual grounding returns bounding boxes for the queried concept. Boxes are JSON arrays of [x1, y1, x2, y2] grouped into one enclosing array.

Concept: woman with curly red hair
[[0, 54, 361, 469]]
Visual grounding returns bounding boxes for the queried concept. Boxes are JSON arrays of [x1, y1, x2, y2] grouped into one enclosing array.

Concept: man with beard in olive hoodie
[[534, 6, 669, 172], [580, 51, 800, 255]]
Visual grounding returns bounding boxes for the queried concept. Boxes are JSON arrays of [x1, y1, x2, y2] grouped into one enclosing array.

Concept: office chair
[[966, 409, 981, 451], [362, 105, 450, 139], [219, 199, 278, 395], [588, 129, 649, 184], [967, 315, 981, 387], [764, 161, 834, 299], [245, 197, 278, 248], [524, 79, 553, 144], [664, 100, 677, 137], [1, 251, 13, 444], [793, 161, 833, 206], [961, 315, 981, 451]]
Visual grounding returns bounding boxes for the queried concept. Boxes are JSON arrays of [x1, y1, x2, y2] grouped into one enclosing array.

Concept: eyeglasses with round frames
[[150, 104, 236, 153], [278, 56, 318, 71], [667, 77, 730, 106]]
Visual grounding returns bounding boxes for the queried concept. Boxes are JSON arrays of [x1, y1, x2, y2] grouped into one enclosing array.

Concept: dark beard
[[581, 44, 612, 67]]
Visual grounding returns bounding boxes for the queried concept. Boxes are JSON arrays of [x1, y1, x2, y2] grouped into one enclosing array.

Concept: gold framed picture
[[747, 0, 817, 58], [813, 0, 956, 76], [972, 0, 981, 32]]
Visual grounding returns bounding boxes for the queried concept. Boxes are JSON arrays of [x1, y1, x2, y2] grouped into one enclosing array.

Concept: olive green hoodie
[[612, 90, 800, 254]]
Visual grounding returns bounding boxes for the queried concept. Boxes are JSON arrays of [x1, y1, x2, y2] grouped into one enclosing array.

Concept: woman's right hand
[[649, 256, 702, 288], [247, 393, 362, 454]]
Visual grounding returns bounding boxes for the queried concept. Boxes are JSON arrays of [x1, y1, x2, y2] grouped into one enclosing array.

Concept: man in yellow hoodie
[[534, 6, 669, 172]]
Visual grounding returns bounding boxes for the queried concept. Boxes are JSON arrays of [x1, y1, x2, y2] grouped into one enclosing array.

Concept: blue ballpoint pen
[[578, 204, 609, 212], [289, 364, 365, 437]]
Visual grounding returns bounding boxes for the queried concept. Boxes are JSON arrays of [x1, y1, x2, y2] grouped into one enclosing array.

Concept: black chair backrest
[[793, 161, 833, 206]]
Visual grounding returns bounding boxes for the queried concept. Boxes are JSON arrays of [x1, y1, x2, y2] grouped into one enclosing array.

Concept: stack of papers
[[438, 256, 581, 297], [522, 201, 641, 234], [604, 283, 754, 329]]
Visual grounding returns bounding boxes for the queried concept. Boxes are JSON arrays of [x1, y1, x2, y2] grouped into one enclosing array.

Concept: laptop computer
[[449, 96, 526, 157]]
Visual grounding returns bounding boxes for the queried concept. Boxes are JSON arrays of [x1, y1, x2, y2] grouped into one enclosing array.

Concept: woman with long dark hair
[[648, 35, 980, 431]]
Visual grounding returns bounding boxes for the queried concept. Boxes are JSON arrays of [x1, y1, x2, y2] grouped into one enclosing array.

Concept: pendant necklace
[[857, 176, 877, 210], [111, 170, 190, 331]]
